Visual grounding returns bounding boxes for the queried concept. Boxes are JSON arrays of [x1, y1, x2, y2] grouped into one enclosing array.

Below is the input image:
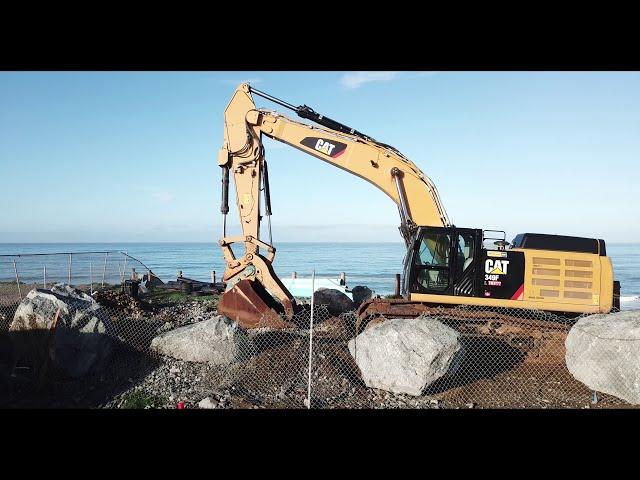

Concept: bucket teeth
[[219, 279, 296, 329]]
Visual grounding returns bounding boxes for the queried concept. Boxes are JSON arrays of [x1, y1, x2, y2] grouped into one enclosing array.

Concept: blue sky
[[1, 71, 638, 243]]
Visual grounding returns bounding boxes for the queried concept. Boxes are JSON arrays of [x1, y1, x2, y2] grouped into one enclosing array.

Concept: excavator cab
[[405, 226, 529, 301], [405, 226, 484, 298]]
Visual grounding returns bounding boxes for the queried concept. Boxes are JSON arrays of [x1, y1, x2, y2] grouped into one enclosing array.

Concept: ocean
[[1, 242, 639, 309]]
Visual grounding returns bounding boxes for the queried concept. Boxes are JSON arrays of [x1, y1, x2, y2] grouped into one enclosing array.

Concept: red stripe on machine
[[511, 284, 524, 300]]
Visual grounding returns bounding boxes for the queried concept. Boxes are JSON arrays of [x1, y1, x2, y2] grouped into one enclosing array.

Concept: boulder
[[10, 284, 115, 378], [313, 288, 354, 316], [348, 316, 463, 396], [351, 286, 373, 307], [150, 315, 253, 365], [566, 310, 640, 404], [198, 397, 217, 409], [144, 272, 164, 289]]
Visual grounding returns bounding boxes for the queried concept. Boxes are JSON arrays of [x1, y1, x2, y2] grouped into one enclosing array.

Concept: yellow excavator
[[217, 83, 619, 330]]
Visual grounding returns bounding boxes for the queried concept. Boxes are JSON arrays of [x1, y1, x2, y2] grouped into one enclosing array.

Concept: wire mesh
[[0, 261, 636, 409]]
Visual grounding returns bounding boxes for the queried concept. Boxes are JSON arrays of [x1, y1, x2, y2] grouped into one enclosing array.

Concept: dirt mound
[[93, 290, 152, 318]]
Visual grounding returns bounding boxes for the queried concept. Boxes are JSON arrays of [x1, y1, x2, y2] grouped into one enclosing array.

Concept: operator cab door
[[408, 227, 481, 297]]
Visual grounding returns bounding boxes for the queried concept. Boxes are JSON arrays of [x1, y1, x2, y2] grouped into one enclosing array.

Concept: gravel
[[2, 293, 633, 409]]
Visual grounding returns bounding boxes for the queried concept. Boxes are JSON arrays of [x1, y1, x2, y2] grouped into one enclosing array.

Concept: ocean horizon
[[1, 242, 639, 307]]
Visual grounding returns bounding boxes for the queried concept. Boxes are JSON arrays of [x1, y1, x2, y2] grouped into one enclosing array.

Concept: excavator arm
[[217, 83, 450, 328]]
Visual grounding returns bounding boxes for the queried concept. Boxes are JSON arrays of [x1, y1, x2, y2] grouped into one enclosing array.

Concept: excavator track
[[356, 298, 571, 364]]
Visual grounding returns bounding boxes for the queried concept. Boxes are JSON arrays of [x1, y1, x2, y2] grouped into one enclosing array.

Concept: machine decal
[[485, 259, 509, 275], [481, 251, 525, 300], [301, 137, 347, 158]]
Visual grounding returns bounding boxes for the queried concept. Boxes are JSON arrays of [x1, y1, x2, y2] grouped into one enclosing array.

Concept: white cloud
[[152, 191, 175, 203], [340, 71, 399, 89], [339, 71, 439, 89]]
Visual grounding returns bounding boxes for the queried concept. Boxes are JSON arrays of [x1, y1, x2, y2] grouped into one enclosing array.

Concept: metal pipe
[[263, 160, 273, 245], [221, 165, 229, 238], [263, 160, 272, 216], [306, 269, 316, 410], [122, 254, 128, 285], [13, 259, 22, 300], [391, 168, 410, 224], [102, 252, 108, 287], [249, 86, 298, 111]]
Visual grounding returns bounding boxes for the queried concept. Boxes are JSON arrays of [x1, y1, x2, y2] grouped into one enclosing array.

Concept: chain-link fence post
[[102, 252, 108, 287], [306, 270, 316, 409], [13, 259, 22, 300]]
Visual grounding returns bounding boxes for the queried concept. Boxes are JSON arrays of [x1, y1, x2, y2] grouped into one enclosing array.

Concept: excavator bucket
[[219, 279, 296, 330]]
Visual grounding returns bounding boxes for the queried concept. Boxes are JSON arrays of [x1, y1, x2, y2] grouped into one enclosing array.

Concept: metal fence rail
[[0, 251, 152, 305]]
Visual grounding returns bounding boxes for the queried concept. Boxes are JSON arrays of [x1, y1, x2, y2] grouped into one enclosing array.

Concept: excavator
[[216, 83, 619, 333]]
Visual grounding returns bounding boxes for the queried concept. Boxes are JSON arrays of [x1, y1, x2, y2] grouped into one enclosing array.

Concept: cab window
[[416, 233, 450, 267], [414, 232, 451, 292]]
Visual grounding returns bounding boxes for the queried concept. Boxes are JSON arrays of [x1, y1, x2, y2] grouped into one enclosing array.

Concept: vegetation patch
[[120, 389, 166, 409], [143, 289, 219, 308]]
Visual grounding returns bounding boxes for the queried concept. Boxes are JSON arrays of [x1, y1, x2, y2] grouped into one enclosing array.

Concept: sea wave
[[620, 295, 640, 311]]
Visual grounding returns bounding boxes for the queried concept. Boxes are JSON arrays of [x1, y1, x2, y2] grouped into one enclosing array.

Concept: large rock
[[566, 310, 640, 404], [313, 288, 354, 316], [348, 316, 463, 396], [10, 284, 115, 378], [351, 286, 373, 307], [151, 315, 253, 365]]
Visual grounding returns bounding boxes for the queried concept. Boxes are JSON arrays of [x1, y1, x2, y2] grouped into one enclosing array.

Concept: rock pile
[[93, 289, 150, 318]]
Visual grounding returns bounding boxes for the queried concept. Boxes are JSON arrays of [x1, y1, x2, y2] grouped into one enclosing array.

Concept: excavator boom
[[217, 83, 450, 327]]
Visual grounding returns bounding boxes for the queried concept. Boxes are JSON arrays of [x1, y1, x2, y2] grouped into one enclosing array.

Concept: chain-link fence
[[0, 260, 637, 409]]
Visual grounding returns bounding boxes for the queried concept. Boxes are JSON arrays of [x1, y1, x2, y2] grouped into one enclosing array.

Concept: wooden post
[[178, 270, 183, 278], [211, 271, 216, 283], [340, 272, 346, 286], [394, 273, 401, 298], [68, 254, 72, 284], [131, 268, 136, 280], [43, 265, 47, 289], [292, 271, 297, 279]]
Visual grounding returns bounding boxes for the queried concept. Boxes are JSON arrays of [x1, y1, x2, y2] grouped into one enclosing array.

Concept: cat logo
[[300, 137, 348, 158], [485, 259, 510, 275], [315, 139, 336, 156]]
